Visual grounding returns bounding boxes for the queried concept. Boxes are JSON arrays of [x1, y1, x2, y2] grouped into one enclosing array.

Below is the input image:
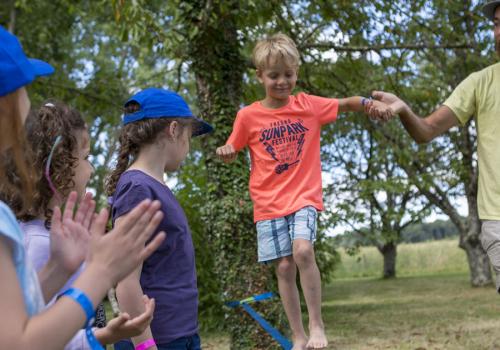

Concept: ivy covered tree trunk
[[179, 1, 286, 349]]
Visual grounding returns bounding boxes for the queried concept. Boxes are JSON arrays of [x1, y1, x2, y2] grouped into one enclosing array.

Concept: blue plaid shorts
[[255, 206, 317, 263]]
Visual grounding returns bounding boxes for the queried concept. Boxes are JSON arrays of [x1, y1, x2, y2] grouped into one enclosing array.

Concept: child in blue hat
[[106, 88, 213, 350], [0, 26, 166, 349]]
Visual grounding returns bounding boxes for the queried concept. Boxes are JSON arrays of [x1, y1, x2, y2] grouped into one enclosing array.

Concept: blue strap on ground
[[226, 291, 275, 307], [226, 292, 293, 350]]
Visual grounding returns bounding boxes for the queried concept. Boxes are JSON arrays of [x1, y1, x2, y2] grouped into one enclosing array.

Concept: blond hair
[[252, 33, 300, 70]]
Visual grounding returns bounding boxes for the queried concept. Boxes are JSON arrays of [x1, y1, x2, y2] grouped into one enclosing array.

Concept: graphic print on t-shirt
[[258, 118, 309, 174]]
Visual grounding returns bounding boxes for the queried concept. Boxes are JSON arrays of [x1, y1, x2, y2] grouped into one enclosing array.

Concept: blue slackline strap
[[250, 292, 275, 302], [226, 292, 275, 308], [225, 292, 293, 350], [240, 303, 293, 350]]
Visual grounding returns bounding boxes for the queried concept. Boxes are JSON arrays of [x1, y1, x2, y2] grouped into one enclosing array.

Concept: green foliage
[[335, 218, 462, 247], [8, 0, 498, 345], [402, 219, 461, 243], [3, 0, 133, 204], [174, 155, 225, 332]]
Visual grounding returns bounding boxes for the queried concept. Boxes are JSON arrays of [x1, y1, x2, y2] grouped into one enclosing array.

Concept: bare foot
[[306, 327, 328, 349], [292, 335, 308, 350]]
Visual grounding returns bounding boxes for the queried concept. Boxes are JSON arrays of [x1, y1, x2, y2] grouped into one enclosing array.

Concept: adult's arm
[[371, 91, 460, 144]]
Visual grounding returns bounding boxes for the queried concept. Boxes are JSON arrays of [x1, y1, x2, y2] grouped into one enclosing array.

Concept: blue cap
[[0, 26, 54, 97], [123, 88, 213, 137], [482, 0, 500, 20]]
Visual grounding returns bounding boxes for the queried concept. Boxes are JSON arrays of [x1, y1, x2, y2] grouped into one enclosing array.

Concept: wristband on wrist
[[61, 288, 104, 350], [136, 338, 156, 350], [361, 97, 371, 106], [61, 288, 95, 326], [85, 327, 104, 350]]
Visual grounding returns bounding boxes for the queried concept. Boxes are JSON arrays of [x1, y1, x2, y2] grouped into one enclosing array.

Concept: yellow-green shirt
[[443, 62, 500, 220]]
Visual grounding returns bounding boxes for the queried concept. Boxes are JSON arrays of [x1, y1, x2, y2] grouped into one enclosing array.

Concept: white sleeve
[[64, 329, 92, 350]]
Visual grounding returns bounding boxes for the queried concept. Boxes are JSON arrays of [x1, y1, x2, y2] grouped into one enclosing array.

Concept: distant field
[[334, 239, 470, 279]]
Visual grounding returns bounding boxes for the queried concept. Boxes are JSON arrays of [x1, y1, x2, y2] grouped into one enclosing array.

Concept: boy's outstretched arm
[[371, 90, 459, 144], [216, 144, 238, 163], [338, 96, 393, 120]]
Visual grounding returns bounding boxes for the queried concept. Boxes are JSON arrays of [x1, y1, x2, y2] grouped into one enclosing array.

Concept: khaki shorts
[[481, 220, 500, 292]]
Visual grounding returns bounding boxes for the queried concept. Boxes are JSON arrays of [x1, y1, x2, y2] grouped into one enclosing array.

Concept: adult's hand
[[371, 90, 408, 115], [364, 99, 394, 122]]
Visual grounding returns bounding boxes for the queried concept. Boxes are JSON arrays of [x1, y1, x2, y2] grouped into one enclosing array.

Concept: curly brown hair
[[105, 102, 189, 197], [0, 89, 34, 213], [9, 100, 86, 226]]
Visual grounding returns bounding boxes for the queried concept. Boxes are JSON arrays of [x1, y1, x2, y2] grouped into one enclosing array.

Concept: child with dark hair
[[9, 100, 159, 349], [106, 88, 212, 350], [0, 25, 165, 350]]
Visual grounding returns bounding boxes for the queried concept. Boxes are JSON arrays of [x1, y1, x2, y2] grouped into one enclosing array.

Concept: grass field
[[325, 274, 500, 349], [334, 239, 470, 279], [110, 240, 500, 349]]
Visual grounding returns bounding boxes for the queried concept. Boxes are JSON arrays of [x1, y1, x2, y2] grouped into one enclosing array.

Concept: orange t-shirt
[[226, 92, 339, 222]]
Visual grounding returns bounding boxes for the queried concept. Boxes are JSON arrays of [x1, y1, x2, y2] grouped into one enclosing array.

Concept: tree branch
[[45, 82, 122, 107], [8, 0, 16, 33], [300, 43, 473, 52]]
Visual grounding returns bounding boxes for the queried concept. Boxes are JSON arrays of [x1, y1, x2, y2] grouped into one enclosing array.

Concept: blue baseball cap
[[0, 26, 54, 97], [482, 0, 500, 20], [123, 88, 213, 137]]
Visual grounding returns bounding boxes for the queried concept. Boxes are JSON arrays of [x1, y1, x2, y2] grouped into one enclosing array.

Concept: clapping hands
[[50, 191, 94, 275], [95, 295, 156, 344], [50, 190, 165, 288]]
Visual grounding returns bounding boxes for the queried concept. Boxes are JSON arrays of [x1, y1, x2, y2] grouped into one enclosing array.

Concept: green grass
[[108, 240, 499, 349], [200, 274, 499, 350], [334, 239, 469, 279], [325, 274, 499, 349]]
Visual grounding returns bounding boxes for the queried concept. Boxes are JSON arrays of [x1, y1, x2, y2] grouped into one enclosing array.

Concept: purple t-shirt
[[111, 170, 198, 344]]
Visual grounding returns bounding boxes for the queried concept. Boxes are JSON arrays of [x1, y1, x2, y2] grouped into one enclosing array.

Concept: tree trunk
[[459, 209, 492, 287], [180, 2, 286, 349], [461, 239, 492, 287], [458, 172, 492, 287], [379, 242, 397, 279]]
